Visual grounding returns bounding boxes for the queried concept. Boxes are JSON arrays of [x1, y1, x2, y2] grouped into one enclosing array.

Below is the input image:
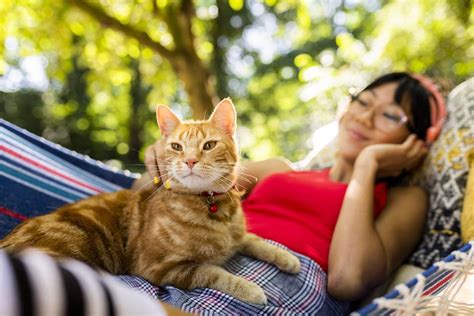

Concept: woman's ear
[[156, 105, 181, 137], [426, 126, 441, 144], [209, 98, 237, 136]]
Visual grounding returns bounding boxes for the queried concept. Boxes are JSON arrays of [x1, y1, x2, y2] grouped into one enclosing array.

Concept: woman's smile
[[347, 127, 369, 142]]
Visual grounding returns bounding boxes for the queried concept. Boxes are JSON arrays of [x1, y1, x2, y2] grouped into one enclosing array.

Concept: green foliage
[[0, 0, 472, 170]]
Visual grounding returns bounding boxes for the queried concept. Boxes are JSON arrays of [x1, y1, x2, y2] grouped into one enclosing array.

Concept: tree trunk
[[129, 58, 149, 163], [171, 53, 216, 119]]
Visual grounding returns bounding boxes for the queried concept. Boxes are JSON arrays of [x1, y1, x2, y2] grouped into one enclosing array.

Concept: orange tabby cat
[[0, 98, 300, 305]]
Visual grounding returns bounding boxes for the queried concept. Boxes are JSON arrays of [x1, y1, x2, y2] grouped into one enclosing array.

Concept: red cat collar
[[201, 187, 235, 213]]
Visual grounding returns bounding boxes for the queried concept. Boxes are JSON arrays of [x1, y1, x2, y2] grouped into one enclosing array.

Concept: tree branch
[[179, 0, 196, 53], [66, 0, 173, 60], [151, 0, 162, 19], [159, 0, 195, 54]]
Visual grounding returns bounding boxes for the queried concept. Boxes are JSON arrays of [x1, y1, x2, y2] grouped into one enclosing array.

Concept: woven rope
[[372, 241, 474, 315]]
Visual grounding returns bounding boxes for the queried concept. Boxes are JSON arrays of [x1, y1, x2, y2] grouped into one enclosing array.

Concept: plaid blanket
[[0, 119, 350, 315], [119, 240, 349, 315]]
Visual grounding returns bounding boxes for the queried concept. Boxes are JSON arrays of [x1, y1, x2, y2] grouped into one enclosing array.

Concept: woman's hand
[[144, 139, 168, 183], [355, 134, 428, 178]]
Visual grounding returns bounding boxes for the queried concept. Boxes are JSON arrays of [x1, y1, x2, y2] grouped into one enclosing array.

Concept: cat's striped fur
[[0, 99, 300, 305]]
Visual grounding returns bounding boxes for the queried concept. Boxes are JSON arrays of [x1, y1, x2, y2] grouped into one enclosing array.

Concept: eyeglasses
[[348, 93, 412, 133]]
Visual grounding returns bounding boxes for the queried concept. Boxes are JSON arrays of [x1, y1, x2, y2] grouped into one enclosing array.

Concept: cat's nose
[[186, 159, 198, 169]]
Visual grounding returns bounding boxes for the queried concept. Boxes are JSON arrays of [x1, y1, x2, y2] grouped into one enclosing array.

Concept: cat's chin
[[177, 175, 207, 188], [175, 176, 232, 194]]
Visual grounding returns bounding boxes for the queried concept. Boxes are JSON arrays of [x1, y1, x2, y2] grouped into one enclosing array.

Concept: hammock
[[1, 118, 473, 315], [355, 241, 474, 315]]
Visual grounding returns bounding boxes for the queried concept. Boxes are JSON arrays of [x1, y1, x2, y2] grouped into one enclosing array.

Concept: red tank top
[[242, 169, 388, 272]]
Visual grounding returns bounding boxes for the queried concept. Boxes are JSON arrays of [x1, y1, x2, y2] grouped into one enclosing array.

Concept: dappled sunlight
[[0, 0, 471, 169]]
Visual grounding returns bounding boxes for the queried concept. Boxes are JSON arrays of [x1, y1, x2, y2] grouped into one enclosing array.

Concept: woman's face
[[337, 82, 412, 162]]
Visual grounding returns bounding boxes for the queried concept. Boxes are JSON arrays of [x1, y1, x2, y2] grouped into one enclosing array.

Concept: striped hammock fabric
[[0, 118, 138, 238]]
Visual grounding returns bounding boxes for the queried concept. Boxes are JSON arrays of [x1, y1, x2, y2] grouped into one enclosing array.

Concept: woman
[[0, 72, 445, 315], [142, 72, 445, 304]]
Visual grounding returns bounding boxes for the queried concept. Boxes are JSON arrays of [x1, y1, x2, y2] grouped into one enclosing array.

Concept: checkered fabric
[[119, 240, 349, 315], [0, 118, 349, 315]]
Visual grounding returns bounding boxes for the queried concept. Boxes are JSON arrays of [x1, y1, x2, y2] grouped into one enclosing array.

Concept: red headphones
[[411, 74, 447, 144]]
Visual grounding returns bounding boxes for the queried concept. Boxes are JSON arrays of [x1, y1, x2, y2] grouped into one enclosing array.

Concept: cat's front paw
[[275, 250, 301, 274], [232, 278, 267, 305]]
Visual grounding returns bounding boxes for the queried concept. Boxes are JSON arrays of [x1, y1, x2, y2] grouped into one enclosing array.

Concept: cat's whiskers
[[124, 146, 143, 154], [233, 168, 258, 181], [134, 177, 156, 192], [142, 182, 162, 203], [208, 163, 257, 183], [198, 168, 234, 186], [199, 164, 234, 174], [198, 171, 241, 201], [213, 177, 236, 205], [202, 165, 255, 185], [142, 173, 180, 204], [124, 163, 148, 167]]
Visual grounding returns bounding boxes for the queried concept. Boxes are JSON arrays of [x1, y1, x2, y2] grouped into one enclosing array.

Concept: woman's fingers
[[144, 145, 159, 179], [144, 139, 169, 186], [407, 139, 424, 158], [154, 139, 168, 182], [402, 134, 417, 150], [405, 140, 428, 171]]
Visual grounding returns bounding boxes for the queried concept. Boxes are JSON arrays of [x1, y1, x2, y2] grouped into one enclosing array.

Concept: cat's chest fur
[[126, 188, 246, 270]]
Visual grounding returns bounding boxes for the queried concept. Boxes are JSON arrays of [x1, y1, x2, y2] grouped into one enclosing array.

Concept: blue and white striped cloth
[[0, 249, 167, 316], [0, 119, 350, 315], [0, 118, 138, 238]]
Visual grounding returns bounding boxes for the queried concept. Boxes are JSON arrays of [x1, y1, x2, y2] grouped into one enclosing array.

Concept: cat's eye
[[203, 141, 217, 150], [171, 143, 183, 151]]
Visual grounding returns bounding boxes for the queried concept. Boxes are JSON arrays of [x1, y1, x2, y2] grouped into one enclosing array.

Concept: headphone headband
[[410, 74, 447, 144]]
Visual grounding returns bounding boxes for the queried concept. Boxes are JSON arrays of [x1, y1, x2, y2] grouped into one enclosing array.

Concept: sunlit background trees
[[0, 0, 472, 171]]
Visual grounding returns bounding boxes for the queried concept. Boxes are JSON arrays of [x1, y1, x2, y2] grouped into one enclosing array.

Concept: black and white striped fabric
[[0, 249, 167, 316]]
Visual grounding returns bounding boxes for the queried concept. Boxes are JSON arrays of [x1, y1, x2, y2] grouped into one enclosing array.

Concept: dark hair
[[362, 72, 432, 140]]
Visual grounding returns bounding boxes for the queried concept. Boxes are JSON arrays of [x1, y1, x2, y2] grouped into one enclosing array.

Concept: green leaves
[[0, 0, 471, 168], [228, 0, 244, 11]]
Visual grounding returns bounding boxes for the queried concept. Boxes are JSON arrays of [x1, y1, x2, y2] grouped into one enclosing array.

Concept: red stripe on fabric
[[0, 207, 28, 221], [422, 271, 454, 296], [0, 145, 102, 194]]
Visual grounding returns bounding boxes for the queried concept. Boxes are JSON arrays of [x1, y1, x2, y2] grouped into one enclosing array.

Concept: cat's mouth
[[182, 172, 202, 179]]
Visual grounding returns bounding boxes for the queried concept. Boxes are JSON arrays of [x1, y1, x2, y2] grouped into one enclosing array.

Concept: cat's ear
[[209, 98, 236, 136], [156, 105, 181, 137]]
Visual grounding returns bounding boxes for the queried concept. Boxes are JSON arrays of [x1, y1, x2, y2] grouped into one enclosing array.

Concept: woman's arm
[[328, 139, 428, 301], [237, 158, 293, 195], [328, 163, 427, 300]]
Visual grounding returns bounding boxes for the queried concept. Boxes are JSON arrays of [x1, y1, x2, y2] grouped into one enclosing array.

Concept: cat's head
[[156, 98, 239, 193]]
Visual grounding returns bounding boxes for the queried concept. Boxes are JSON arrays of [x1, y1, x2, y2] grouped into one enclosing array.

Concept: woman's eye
[[383, 113, 402, 123], [203, 141, 217, 150], [351, 95, 369, 107], [171, 143, 183, 151]]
